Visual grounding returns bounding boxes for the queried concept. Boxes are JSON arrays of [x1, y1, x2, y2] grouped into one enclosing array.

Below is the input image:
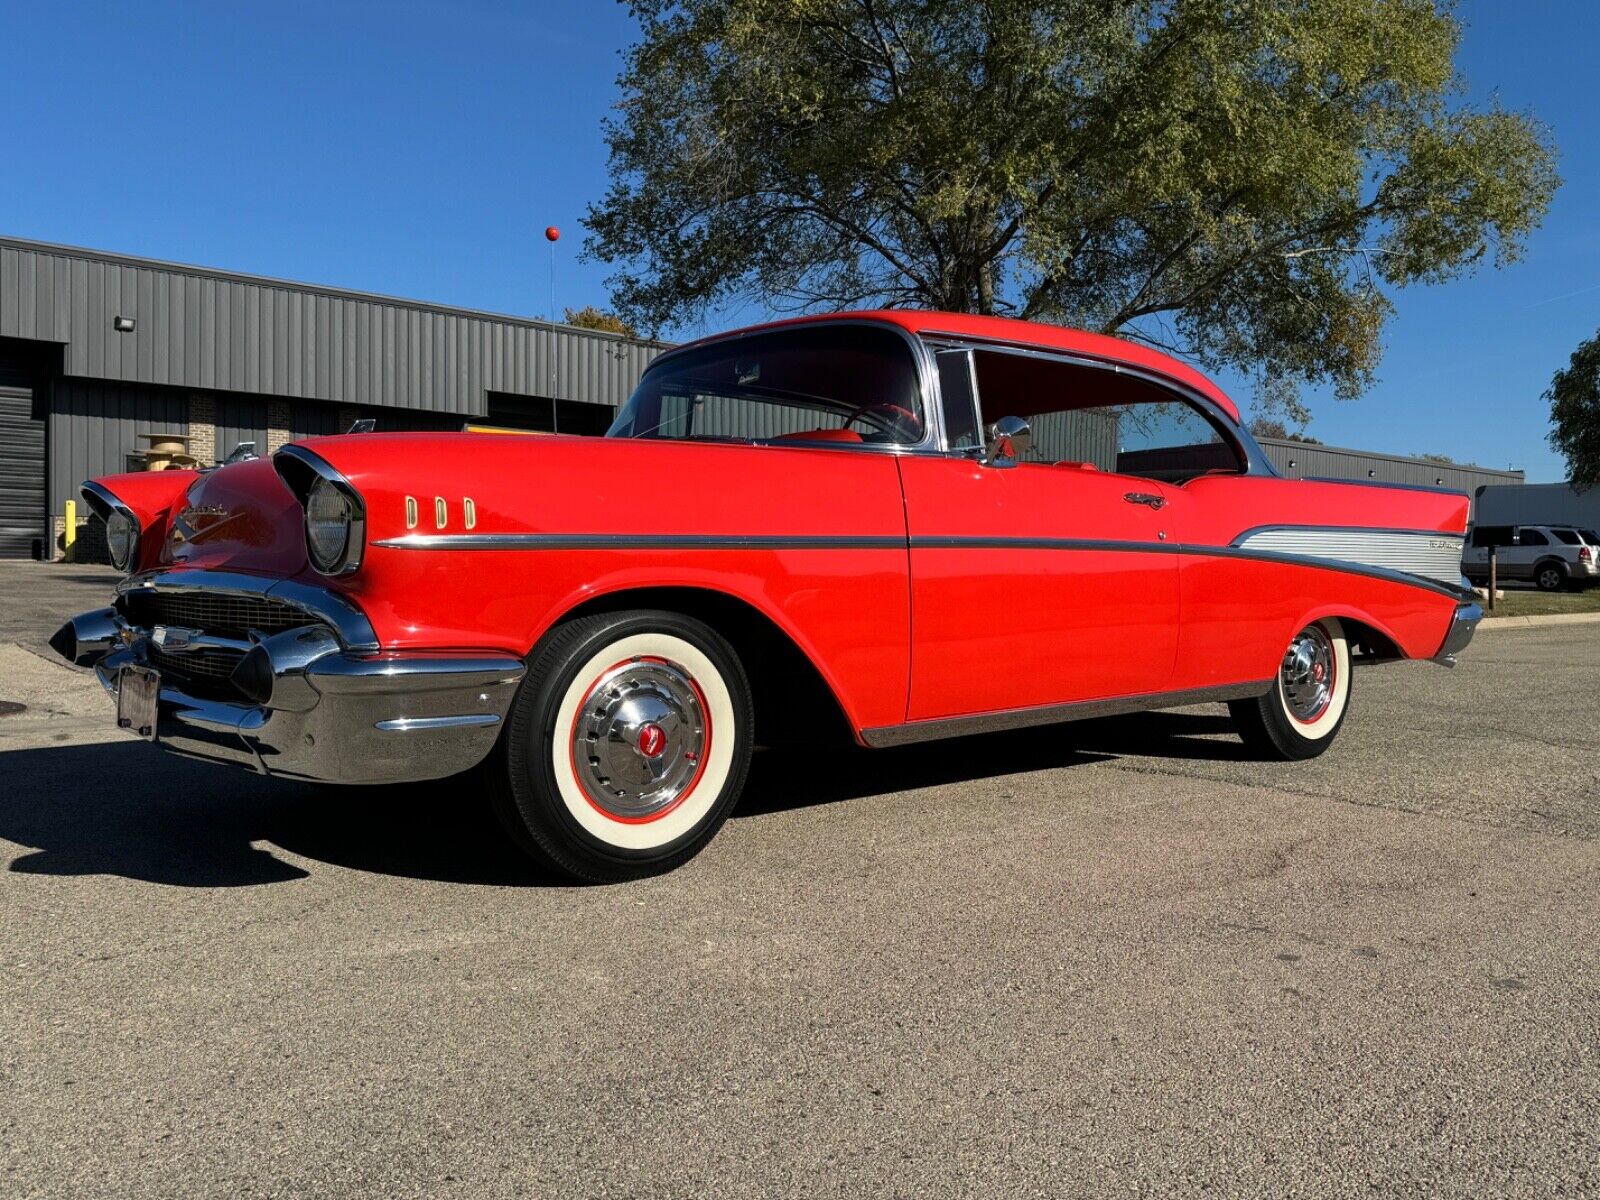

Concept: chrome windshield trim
[[117, 569, 380, 652], [613, 317, 943, 455]]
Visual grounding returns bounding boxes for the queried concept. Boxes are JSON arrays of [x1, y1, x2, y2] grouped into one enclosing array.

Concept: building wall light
[[113, 315, 135, 332]]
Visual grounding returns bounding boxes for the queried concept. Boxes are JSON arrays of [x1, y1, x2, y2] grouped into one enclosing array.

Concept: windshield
[[608, 324, 925, 446]]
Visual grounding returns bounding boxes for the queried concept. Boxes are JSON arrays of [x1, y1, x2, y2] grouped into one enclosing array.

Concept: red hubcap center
[[1312, 663, 1326, 683], [637, 723, 667, 758]]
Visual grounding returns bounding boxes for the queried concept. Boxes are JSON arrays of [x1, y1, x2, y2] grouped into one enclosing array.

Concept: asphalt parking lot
[[1, 564, 1595, 1198]]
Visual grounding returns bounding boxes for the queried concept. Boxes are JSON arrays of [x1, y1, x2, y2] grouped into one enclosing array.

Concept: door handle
[[1123, 491, 1166, 510]]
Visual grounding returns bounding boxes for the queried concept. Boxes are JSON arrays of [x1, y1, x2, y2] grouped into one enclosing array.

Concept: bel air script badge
[[168, 504, 235, 546]]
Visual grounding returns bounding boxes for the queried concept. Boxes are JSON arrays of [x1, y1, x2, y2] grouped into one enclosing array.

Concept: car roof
[[673, 310, 1243, 425]]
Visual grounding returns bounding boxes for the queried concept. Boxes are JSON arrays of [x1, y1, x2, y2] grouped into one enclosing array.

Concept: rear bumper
[[1432, 601, 1483, 667], [54, 571, 524, 785]]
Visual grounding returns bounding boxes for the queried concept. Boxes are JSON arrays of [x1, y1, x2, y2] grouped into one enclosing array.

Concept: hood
[[159, 457, 309, 575]]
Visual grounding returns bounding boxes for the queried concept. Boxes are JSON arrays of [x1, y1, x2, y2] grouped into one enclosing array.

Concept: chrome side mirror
[[984, 415, 1032, 467]]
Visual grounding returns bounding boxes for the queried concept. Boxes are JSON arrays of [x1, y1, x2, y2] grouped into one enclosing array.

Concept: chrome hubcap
[[572, 658, 708, 820], [1281, 626, 1335, 722]]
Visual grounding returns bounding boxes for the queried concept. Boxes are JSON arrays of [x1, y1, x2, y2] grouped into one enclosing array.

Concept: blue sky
[[2, 0, 1595, 481]]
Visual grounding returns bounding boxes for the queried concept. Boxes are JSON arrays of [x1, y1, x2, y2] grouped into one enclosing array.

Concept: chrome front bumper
[[54, 573, 524, 785]]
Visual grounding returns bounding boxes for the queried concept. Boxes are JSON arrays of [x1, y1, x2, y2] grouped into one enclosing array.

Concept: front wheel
[[484, 610, 754, 883], [1229, 619, 1352, 761]]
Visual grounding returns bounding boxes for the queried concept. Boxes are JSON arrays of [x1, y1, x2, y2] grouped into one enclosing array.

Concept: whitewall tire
[[485, 610, 754, 882], [1229, 618, 1352, 760]]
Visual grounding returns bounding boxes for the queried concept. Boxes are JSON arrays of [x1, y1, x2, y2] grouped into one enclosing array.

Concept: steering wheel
[[841, 401, 921, 443]]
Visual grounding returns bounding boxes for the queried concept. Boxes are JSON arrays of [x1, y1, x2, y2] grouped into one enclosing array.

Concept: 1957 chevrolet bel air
[[54, 312, 1481, 881]]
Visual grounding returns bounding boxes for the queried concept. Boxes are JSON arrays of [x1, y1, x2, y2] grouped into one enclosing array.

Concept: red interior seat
[[774, 429, 864, 444]]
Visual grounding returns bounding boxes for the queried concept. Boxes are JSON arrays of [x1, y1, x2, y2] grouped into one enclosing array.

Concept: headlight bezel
[[104, 509, 138, 572], [81, 481, 141, 574], [305, 476, 353, 571], [273, 446, 367, 577]]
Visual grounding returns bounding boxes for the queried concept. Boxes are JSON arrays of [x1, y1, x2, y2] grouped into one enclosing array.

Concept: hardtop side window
[[1551, 528, 1580, 545], [934, 349, 982, 451], [968, 348, 1244, 482], [1519, 528, 1549, 546], [608, 324, 925, 446], [1471, 525, 1514, 548]]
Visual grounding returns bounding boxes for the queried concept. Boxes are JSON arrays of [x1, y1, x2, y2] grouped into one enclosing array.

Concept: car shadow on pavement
[[2, 709, 1248, 888], [1066, 710, 1256, 762], [736, 708, 1249, 818], [0, 741, 552, 888]]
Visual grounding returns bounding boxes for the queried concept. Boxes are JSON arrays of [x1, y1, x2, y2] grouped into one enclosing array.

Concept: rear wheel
[[1535, 562, 1567, 592], [484, 610, 754, 883], [1230, 619, 1352, 761]]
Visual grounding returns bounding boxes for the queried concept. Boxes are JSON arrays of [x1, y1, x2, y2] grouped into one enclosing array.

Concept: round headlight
[[305, 476, 352, 570], [105, 509, 138, 572]]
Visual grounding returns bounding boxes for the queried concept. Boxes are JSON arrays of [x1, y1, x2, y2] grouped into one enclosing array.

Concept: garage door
[[0, 379, 45, 558]]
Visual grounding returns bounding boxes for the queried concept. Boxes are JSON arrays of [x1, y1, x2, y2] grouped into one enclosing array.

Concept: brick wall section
[[188, 394, 217, 466], [266, 399, 293, 454]]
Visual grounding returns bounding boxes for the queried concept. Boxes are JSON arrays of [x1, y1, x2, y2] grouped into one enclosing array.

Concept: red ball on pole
[[544, 226, 560, 242]]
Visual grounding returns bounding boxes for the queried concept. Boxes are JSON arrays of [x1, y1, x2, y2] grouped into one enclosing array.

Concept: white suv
[[1463, 524, 1600, 592]]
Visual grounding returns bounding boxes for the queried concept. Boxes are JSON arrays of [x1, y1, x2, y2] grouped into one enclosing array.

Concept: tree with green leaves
[[1548, 331, 1600, 490], [564, 305, 641, 338], [585, 0, 1558, 419]]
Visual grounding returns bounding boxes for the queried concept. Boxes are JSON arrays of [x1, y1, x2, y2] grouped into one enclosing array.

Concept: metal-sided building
[[0, 236, 665, 559], [1, 235, 1525, 560], [1253, 436, 1523, 504]]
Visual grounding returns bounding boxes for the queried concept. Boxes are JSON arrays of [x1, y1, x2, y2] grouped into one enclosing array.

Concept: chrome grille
[[128, 591, 310, 640], [147, 644, 246, 683]]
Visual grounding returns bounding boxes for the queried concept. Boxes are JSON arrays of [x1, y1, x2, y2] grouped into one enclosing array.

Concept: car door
[[898, 348, 1180, 722], [1512, 527, 1548, 579]]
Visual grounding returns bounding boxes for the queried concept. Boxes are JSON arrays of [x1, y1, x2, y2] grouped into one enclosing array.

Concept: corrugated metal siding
[[1257, 437, 1522, 496], [0, 377, 45, 557], [48, 378, 187, 516], [1474, 483, 1600, 529], [215, 395, 268, 461], [290, 400, 344, 440], [1027, 409, 1119, 467], [2, 239, 665, 415]]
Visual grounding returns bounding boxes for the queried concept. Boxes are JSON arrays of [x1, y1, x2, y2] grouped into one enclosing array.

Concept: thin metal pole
[[548, 237, 558, 432]]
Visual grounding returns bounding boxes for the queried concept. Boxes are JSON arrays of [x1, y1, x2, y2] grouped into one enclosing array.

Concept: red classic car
[[55, 312, 1481, 881]]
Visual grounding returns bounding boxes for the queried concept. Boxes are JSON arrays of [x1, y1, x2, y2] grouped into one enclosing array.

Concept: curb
[[1477, 612, 1600, 631]]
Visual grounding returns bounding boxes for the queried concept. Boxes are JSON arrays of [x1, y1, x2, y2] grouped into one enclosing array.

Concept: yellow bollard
[[63, 500, 77, 562]]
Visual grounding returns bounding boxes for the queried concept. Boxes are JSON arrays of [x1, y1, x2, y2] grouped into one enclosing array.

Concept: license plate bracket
[[116, 665, 161, 742]]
